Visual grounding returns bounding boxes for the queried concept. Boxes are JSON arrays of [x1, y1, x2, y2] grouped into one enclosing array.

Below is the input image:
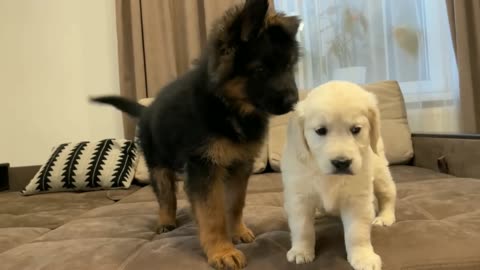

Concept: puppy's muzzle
[[282, 92, 299, 111], [331, 158, 353, 175], [266, 91, 299, 115]]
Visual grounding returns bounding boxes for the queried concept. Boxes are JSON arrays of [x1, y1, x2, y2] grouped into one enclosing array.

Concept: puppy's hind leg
[[151, 167, 178, 233], [372, 164, 396, 227]]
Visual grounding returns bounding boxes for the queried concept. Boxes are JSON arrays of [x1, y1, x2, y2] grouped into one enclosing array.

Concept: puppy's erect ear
[[269, 16, 301, 38], [279, 16, 301, 37], [367, 96, 381, 154], [287, 101, 310, 161], [240, 0, 269, 41]]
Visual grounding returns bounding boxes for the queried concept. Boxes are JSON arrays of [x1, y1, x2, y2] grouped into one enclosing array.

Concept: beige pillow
[[133, 98, 154, 184], [267, 81, 414, 171], [133, 98, 269, 183], [252, 140, 268, 174], [363, 80, 414, 164]]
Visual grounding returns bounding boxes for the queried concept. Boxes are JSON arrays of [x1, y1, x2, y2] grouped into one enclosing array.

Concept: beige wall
[[0, 0, 124, 167]]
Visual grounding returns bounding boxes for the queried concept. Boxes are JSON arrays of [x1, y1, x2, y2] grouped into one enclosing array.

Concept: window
[[275, 0, 460, 132]]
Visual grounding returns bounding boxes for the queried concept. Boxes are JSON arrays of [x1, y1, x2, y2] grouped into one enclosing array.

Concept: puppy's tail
[[90, 96, 146, 118]]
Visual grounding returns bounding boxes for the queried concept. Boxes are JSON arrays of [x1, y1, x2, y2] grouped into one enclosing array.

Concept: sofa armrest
[[7, 166, 40, 192], [412, 133, 480, 178]]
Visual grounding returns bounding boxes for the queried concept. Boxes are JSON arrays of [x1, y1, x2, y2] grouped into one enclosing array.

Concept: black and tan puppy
[[92, 0, 300, 268]]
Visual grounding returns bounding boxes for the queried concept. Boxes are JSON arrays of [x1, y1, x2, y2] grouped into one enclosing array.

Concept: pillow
[[22, 139, 138, 195], [362, 80, 414, 164], [133, 98, 154, 184], [134, 98, 269, 184], [268, 81, 414, 171], [252, 139, 268, 174]]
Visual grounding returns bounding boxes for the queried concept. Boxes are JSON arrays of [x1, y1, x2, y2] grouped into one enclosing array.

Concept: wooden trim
[[412, 133, 480, 140]]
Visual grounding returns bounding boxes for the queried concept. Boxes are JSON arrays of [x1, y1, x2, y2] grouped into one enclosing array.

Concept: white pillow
[[22, 139, 138, 195]]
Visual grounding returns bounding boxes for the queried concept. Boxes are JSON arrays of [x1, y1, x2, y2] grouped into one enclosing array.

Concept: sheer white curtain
[[274, 0, 460, 133]]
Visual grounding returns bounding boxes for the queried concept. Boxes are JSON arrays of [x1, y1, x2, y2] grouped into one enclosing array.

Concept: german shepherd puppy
[[92, 0, 300, 268]]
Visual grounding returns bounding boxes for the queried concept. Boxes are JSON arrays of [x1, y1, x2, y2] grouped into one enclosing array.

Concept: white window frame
[[380, 0, 457, 103], [276, 0, 458, 103]]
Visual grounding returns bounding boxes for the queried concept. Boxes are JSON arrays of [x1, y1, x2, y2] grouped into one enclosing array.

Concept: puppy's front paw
[[208, 247, 246, 270], [348, 250, 382, 270], [287, 247, 315, 264], [232, 224, 255, 244], [372, 213, 395, 227]]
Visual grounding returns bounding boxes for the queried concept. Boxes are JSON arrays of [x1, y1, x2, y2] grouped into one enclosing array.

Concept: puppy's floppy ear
[[240, 0, 269, 41], [367, 94, 381, 154], [287, 101, 310, 161]]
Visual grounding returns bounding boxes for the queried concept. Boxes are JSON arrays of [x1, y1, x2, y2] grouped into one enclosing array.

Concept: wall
[[0, 0, 124, 167]]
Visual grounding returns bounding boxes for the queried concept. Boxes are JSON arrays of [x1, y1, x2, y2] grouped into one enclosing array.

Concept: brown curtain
[[446, 0, 480, 133], [115, 0, 243, 139]]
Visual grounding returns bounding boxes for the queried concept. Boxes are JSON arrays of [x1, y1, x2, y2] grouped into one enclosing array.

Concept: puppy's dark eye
[[351, 126, 361, 135], [315, 127, 328, 136]]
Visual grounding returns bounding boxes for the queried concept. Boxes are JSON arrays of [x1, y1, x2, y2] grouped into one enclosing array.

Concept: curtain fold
[[446, 0, 480, 133], [115, 0, 147, 140], [115, 0, 241, 138]]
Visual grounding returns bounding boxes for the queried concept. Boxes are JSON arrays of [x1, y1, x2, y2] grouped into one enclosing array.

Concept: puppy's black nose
[[331, 158, 352, 170], [283, 92, 299, 109]]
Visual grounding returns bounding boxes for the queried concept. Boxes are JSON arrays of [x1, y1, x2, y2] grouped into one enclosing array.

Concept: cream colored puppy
[[282, 81, 396, 270]]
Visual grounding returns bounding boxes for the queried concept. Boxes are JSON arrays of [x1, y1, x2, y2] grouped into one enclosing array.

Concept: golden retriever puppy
[[281, 81, 396, 270]]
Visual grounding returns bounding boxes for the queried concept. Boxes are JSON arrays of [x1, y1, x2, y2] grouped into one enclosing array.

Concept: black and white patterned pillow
[[22, 139, 138, 195]]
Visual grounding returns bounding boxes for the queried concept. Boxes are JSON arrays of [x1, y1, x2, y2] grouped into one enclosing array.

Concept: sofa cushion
[[268, 80, 414, 171], [2, 166, 478, 270], [133, 98, 154, 184], [0, 238, 147, 270], [22, 139, 138, 195], [363, 80, 414, 164], [252, 140, 269, 174], [0, 228, 50, 253], [0, 188, 138, 229], [135, 98, 269, 179], [390, 165, 452, 183], [0, 187, 139, 255]]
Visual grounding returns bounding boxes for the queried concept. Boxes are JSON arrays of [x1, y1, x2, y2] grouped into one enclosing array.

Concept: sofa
[[1, 81, 480, 270]]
